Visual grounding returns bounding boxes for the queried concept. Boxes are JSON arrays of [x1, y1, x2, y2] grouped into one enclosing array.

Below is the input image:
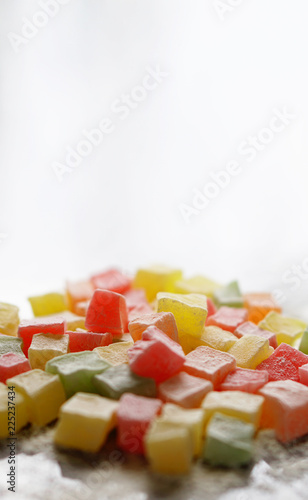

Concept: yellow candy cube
[[0, 302, 19, 336], [0, 383, 29, 438], [228, 335, 274, 369], [94, 341, 133, 365], [160, 403, 205, 457], [54, 392, 118, 452], [28, 333, 69, 370], [145, 419, 193, 475], [174, 275, 221, 298], [157, 293, 208, 338], [202, 390, 264, 429], [134, 265, 182, 302], [259, 311, 306, 346], [28, 292, 67, 317], [6, 369, 66, 426], [180, 326, 237, 354]]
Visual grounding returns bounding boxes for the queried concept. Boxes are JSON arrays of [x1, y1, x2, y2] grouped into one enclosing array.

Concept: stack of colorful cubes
[[1, 265, 308, 475]]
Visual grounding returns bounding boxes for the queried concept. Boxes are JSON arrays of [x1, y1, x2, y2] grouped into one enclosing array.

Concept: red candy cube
[[0, 353, 31, 383], [117, 393, 162, 454], [219, 367, 268, 393], [68, 331, 112, 352], [256, 343, 308, 382], [206, 298, 217, 318], [85, 290, 128, 336], [128, 326, 185, 384], [158, 371, 213, 408], [206, 306, 248, 333], [234, 321, 278, 349], [183, 346, 236, 388], [91, 269, 132, 295], [18, 317, 66, 357]]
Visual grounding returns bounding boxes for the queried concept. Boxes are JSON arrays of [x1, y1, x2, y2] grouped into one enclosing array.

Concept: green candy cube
[[203, 412, 254, 467], [0, 334, 24, 357], [299, 328, 308, 355], [213, 281, 243, 308], [93, 364, 157, 400], [45, 351, 111, 398]]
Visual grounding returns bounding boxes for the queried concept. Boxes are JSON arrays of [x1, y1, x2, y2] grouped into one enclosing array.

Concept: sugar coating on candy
[[0, 302, 20, 336], [28, 333, 69, 370], [259, 380, 308, 443], [94, 341, 133, 365], [179, 327, 237, 355], [256, 342, 308, 382], [213, 281, 243, 308], [0, 382, 29, 438], [184, 346, 236, 388], [7, 369, 66, 426], [85, 289, 128, 335], [299, 328, 308, 355], [244, 293, 281, 324], [18, 317, 66, 357], [128, 312, 178, 343], [258, 311, 306, 346], [203, 412, 254, 467], [116, 393, 162, 454], [134, 265, 182, 303], [159, 403, 206, 457], [0, 353, 31, 383], [228, 336, 274, 369], [54, 392, 118, 453], [173, 275, 221, 298], [157, 292, 208, 338], [68, 331, 112, 353], [299, 364, 308, 386], [91, 268, 132, 295], [128, 326, 185, 383], [93, 364, 157, 400], [145, 419, 193, 475], [234, 321, 278, 349], [28, 292, 67, 317], [219, 367, 268, 393], [66, 279, 94, 314], [45, 351, 111, 398], [0, 334, 24, 357], [202, 390, 264, 428], [158, 371, 213, 409], [206, 306, 248, 334]]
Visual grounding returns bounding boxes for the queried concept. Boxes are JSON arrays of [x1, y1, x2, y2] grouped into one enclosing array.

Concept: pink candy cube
[[0, 353, 31, 383], [117, 393, 162, 454], [299, 363, 308, 386], [158, 371, 213, 408], [234, 321, 277, 349], [206, 306, 248, 333], [219, 367, 268, 393], [183, 346, 236, 388]]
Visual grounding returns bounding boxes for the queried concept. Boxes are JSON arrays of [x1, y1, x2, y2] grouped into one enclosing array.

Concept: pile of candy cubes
[[1, 265, 308, 474]]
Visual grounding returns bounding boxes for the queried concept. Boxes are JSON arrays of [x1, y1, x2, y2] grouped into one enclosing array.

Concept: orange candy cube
[[244, 293, 281, 324], [128, 312, 178, 343]]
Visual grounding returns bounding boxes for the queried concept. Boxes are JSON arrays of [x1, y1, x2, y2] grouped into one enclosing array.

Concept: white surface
[[0, 1, 308, 319]]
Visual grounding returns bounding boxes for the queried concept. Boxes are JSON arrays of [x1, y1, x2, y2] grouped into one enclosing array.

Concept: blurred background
[[1, 0, 308, 318]]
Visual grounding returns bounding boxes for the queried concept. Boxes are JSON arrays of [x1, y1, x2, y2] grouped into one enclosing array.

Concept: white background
[[1, 0, 308, 318]]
